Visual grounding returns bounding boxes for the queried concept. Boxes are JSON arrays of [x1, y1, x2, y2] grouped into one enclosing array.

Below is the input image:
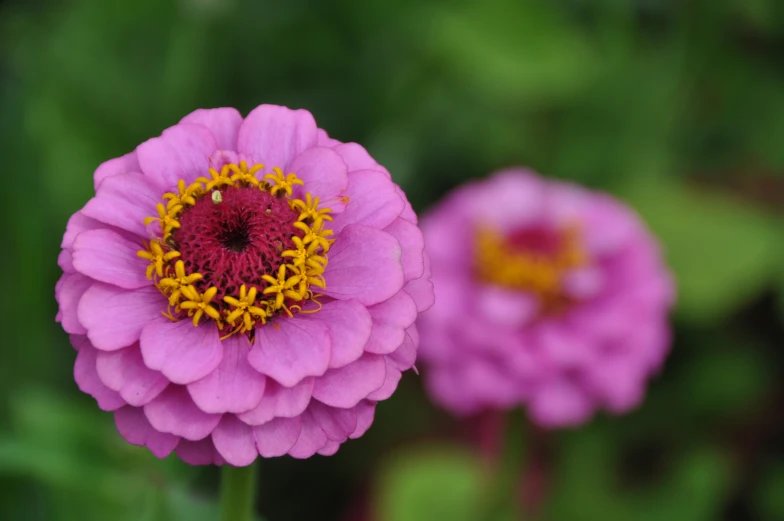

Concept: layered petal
[[144, 386, 221, 440], [180, 108, 242, 151], [176, 438, 225, 466], [253, 416, 302, 457], [140, 320, 224, 385], [331, 170, 404, 234], [56, 273, 92, 335], [72, 229, 149, 289], [365, 290, 418, 355], [96, 345, 169, 406], [288, 146, 348, 205], [73, 339, 126, 411], [137, 123, 217, 188], [384, 217, 425, 281], [312, 353, 387, 408], [212, 415, 257, 466], [94, 151, 140, 190], [304, 299, 372, 369], [82, 173, 165, 237], [238, 378, 314, 425], [237, 105, 317, 170], [114, 406, 179, 457]]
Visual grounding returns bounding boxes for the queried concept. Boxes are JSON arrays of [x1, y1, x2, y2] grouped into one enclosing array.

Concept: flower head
[[55, 105, 433, 465], [417, 169, 674, 428]]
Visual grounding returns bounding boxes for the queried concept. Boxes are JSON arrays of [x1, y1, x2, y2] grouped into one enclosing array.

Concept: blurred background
[[1, 0, 783, 519]]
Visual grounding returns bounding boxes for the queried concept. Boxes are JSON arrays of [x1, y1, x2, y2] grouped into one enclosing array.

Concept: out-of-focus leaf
[[622, 177, 780, 323], [754, 461, 784, 521]]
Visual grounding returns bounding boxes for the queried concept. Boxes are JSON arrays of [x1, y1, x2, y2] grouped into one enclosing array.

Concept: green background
[[1, 0, 783, 519]]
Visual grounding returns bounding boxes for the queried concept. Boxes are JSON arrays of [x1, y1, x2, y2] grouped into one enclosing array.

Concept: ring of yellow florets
[[137, 161, 333, 339]]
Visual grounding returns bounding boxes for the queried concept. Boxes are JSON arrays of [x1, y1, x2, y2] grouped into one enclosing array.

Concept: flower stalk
[[219, 463, 257, 521]]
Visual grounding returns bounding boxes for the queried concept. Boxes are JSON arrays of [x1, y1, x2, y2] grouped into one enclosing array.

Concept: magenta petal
[[249, 317, 330, 387], [309, 401, 357, 441], [140, 320, 224, 385], [55, 273, 92, 335], [114, 406, 179, 458], [180, 108, 242, 151], [396, 187, 418, 224], [288, 146, 348, 202], [95, 345, 169, 406], [288, 410, 328, 458], [365, 291, 417, 355], [72, 229, 149, 289], [62, 211, 105, 250], [331, 170, 404, 234], [367, 358, 402, 401], [253, 416, 302, 457], [144, 386, 222, 440], [212, 415, 257, 466], [137, 123, 217, 188], [528, 378, 593, 428], [82, 173, 165, 238], [318, 441, 341, 456], [350, 401, 376, 439], [332, 143, 389, 176], [176, 438, 225, 466], [384, 218, 425, 281], [58, 250, 74, 273], [403, 253, 434, 312], [78, 284, 164, 351], [187, 335, 266, 414], [237, 378, 314, 425], [323, 225, 404, 306], [312, 353, 387, 408], [388, 325, 419, 371], [74, 340, 126, 411], [317, 128, 341, 147], [304, 299, 371, 369], [237, 105, 318, 170], [94, 151, 140, 190]]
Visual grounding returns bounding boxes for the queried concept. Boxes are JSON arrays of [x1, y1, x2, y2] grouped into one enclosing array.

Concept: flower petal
[[180, 108, 242, 151], [350, 400, 376, 439], [323, 225, 404, 306], [330, 170, 404, 234], [140, 320, 224, 385], [249, 317, 330, 387], [56, 273, 92, 335], [175, 438, 225, 465], [317, 128, 341, 147], [388, 325, 418, 371], [137, 123, 217, 188], [95, 345, 169, 406], [237, 104, 317, 170], [303, 299, 371, 369], [365, 290, 417, 355], [72, 229, 149, 289], [114, 406, 179, 458], [288, 146, 348, 204], [403, 254, 434, 312], [187, 335, 266, 414], [312, 353, 387, 408], [94, 151, 140, 190], [144, 386, 222, 440], [78, 284, 164, 351], [317, 441, 341, 456], [528, 378, 594, 428], [62, 211, 106, 250], [253, 416, 302, 457], [212, 415, 257, 466], [237, 378, 314, 425], [332, 143, 389, 176], [384, 218, 425, 281], [367, 358, 402, 401], [82, 172, 165, 237], [288, 410, 328, 458], [73, 339, 126, 411], [310, 401, 357, 441]]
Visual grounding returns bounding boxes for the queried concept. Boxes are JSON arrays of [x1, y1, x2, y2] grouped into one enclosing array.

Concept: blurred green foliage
[[1, 0, 783, 520]]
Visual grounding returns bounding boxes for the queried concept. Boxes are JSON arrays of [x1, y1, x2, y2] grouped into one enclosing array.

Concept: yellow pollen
[[158, 260, 203, 307], [180, 286, 222, 326], [137, 240, 181, 279], [223, 284, 269, 333], [265, 167, 304, 197]]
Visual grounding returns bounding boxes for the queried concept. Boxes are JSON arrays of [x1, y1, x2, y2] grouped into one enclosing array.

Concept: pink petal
[[562, 267, 604, 300], [140, 320, 224, 385], [302, 299, 371, 369], [144, 386, 222, 440], [253, 416, 302, 457], [310, 401, 357, 441], [387, 325, 418, 371], [74, 340, 126, 411], [367, 358, 402, 401], [288, 410, 328, 458], [237, 378, 314, 425], [55, 273, 92, 335], [332, 143, 389, 176], [312, 353, 387, 408], [249, 317, 331, 387], [528, 378, 593, 428], [212, 415, 257, 466], [403, 254, 434, 312], [78, 284, 164, 351], [137, 123, 217, 188], [365, 290, 417, 355], [176, 438, 225, 466], [350, 401, 376, 439], [114, 406, 179, 458], [187, 335, 266, 414], [396, 187, 418, 224], [180, 108, 242, 151], [384, 218, 425, 281], [476, 286, 538, 328], [62, 211, 105, 250], [58, 250, 74, 273], [323, 225, 404, 306], [94, 151, 140, 190], [82, 173, 165, 237], [317, 128, 341, 147], [331, 170, 404, 234], [317, 441, 341, 456], [95, 345, 169, 406], [237, 104, 318, 170], [72, 229, 149, 289], [288, 146, 349, 204]]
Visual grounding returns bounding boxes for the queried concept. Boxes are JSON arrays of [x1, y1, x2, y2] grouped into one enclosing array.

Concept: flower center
[[474, 224, 586, 313], [137, 161, 334, 338]]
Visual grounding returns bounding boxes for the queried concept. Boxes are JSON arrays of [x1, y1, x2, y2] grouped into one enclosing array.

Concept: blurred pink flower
[[418, 169, 673, 428], [55, 105, 433, 465]]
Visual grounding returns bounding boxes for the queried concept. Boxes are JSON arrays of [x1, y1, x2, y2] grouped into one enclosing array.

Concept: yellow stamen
[[180, 286, 222, 326], [265, 167, 304, 197], [137, 240, 180, 279], [223, 284, 269, 333]]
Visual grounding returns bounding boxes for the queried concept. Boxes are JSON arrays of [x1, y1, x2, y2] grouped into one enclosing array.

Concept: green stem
[[219, 463, 257, 521]]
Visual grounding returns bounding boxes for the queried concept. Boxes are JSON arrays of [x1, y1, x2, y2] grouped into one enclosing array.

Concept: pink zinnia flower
[[418, 169, 673, 427], [55, 105, 433, 465]]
